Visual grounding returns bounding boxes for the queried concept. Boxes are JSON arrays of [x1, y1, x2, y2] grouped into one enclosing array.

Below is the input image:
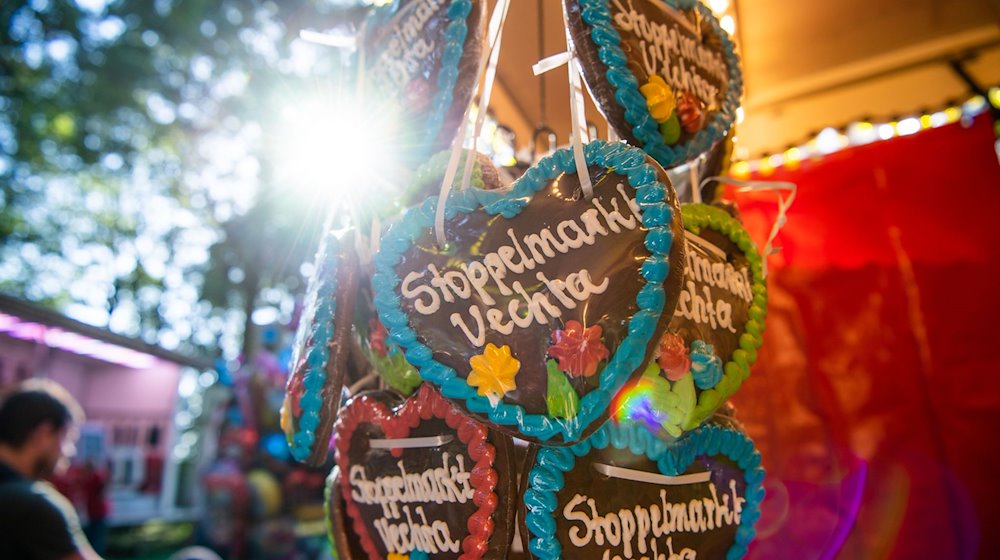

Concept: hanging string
[[561, 1, 593, 199], [460, 0, 511, 192], [689, 157, 702, 203], [537, 0, 547, 129], [434, 0, 511, 248], [700, 176, 797, 277], [531, 9, 594, 199]]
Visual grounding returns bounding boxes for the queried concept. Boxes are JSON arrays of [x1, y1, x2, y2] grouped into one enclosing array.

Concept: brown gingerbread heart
[[334, 384, 516, 558]]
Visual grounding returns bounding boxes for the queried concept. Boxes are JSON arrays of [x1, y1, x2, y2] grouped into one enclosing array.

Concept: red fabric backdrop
[[728, 114, 1000, 560]]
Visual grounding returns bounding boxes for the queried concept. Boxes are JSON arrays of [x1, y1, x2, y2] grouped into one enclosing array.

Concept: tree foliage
[[0, 0, 366, 358]]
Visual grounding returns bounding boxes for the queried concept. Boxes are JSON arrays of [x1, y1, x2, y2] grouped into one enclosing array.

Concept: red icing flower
[[677, 91, 705, 133], [369, 318, 389, 357], [657, 333, 691, 381], [548, 320, 609, 378]]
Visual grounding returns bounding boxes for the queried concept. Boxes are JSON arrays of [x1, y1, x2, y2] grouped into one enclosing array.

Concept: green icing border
[[679, 204, 767, 429]]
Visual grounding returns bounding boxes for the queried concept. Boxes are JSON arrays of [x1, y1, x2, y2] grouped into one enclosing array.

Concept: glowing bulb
[[877, 123, 895, 140], [964, 96, 986, 114], [720, 15, 736, 35], [758, 156, 774, 175], [847, 122, 877, 145], [896, 117, 920, 136], [731, 160, 750, 178], [815, 127, 845, 154], [990, 87, 1000, 109], [784, 147, 802, 169], [709, 0, 730, 15]]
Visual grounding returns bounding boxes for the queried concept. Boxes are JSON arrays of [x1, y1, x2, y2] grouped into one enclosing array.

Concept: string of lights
[[731, 87, 1000, 178]]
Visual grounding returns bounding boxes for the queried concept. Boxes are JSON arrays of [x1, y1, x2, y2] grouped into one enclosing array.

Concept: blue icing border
[[576, 0, 743, 168], [524, 422, 765, 560], [366, 0, 473, 150], [288, 231, 340, 462], [372, 140, 675, 443]]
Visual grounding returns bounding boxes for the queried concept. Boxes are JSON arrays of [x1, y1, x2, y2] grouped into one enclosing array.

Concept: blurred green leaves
[[0, 0, 367, 358]]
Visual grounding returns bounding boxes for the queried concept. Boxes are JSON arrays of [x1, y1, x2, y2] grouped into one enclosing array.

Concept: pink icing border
[[334, 384, 499, 559]]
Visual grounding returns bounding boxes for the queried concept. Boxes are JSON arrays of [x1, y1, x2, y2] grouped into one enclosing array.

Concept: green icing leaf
[[546, 359, 580, 419], [375, 350, 422, 396], [671, 373, 697, 430]]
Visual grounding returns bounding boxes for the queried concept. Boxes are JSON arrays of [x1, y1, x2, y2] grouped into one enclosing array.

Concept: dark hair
[[0, 379, 84, 448]]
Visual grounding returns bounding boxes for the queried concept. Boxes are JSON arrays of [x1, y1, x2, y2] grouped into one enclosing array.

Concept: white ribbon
[[460, 0, 511, 192], [298, 29, 357, 48], [370, 435, 454, 449], [532, 51, 570, 75], [689, 157, 703, 203], [607, 125, 620, 143], [529, 4, 595, 200], [561, 1, 593, 199], [700, 176, 797, 278], [593, 463, 712, 486], [434, 0, 511, 247]]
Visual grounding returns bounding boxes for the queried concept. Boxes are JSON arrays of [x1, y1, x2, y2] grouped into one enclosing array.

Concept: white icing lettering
[[561, 480, 744, 558], [349, 452, 474, 554], [400, 186, 643, 347], [610, 0, 728, 107]]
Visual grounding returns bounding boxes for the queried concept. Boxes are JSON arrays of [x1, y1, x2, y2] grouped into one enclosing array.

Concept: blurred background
[[1, 0, 999, 559]]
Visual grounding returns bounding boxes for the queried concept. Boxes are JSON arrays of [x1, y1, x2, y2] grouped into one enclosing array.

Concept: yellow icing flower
[[279, 396, 293, 435], [387, 554, 408, 560], [639, 75, 677, 123], [468, 343, 520, 406]]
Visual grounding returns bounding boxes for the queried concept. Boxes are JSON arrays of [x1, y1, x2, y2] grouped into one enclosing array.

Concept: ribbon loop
[[560, 2, 593, 200], [434, 0, 511, 248], [700, 176, 797, 277], [532, 51, 570, 75]]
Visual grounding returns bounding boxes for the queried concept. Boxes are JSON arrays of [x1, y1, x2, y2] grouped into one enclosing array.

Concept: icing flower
[[369, 318, 389, 357], [468, 343, 520, 406], [547, 320, 610, 378], [387, 554, 408, 560], [657, 333, 691, 381], [639, 75, 677, 122], [677, 91, 706, 133], [409, 551, 429, 560], [690, 340, 723, 390]]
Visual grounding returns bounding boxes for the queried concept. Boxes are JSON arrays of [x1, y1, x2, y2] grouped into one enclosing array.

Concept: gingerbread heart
[[521, 421, 765, 560], [361, 0, 486, 162], [334, 385, 516, 559], [616, 203, 766, 440], [282, 229, 361, 464], [564, 0, 742, 169], [372, 140, 685, 445]]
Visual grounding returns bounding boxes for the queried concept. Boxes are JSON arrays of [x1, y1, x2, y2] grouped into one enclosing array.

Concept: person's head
[[0, 379, 84, 478]]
